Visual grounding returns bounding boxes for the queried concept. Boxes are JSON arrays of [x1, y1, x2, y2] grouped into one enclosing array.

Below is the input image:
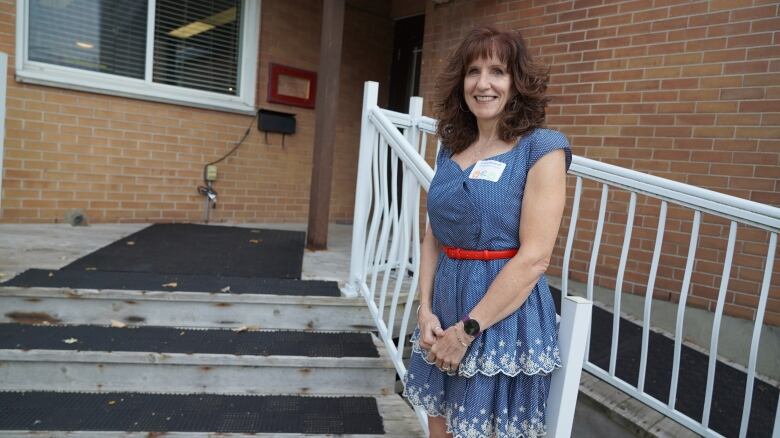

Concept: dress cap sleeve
[[529, 129, 572, 173]]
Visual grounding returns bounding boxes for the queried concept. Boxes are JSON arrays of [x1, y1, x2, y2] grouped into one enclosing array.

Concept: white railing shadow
[[347, 81, 593, 436]]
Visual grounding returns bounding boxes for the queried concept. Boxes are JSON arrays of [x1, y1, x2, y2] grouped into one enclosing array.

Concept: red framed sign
[[267, 63, 317, 108]]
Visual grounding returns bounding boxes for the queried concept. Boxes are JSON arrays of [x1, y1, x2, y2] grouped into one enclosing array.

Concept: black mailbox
[[258, 109, 296, 135]]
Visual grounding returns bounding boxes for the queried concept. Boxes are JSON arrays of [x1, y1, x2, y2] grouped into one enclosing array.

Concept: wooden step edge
[[0, 349, 395, 369], [0, 286, 366, 306]]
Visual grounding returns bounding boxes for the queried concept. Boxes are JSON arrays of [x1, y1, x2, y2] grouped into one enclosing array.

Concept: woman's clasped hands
[[418, 308, 471, 375]]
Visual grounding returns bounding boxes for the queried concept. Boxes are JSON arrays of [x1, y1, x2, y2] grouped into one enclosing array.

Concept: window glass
[[28, 0, 148, 79], [153, 0, 242, 95]]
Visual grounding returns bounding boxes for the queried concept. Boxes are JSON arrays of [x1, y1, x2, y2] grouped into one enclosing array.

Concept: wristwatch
[[461, 315, 482, 337]]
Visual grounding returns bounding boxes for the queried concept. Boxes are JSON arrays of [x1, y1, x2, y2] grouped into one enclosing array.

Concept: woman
[[402, 26, 572, 438]]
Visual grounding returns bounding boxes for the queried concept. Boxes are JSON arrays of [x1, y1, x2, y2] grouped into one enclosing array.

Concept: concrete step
[[0, 392, 425, 437], [0, 286, 376, 331], [0, 286, 416, 334], [0, 325, 395, 396]]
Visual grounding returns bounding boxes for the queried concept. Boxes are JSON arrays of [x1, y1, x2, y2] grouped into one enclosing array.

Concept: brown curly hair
[[435, 27, 551, 154]]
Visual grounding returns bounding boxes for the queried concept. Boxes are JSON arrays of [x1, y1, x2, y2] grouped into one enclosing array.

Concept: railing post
[[345, 81, 379, 298], [546, 296, 593, 438]]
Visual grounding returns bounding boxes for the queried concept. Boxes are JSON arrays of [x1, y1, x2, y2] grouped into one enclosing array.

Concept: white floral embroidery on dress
[[404, 381, 548, 438], [409, 330, 561, 377]]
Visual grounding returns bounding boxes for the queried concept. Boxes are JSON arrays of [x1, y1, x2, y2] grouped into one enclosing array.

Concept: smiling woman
[[434, 27, 551, 155], [402, 26, 572, 438]]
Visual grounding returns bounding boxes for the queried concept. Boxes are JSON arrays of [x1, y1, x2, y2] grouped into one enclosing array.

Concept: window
[[16, 0, 259, 113]]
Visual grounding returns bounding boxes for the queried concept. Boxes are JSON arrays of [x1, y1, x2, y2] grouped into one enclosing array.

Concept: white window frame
[[15, 0, 260, 114]]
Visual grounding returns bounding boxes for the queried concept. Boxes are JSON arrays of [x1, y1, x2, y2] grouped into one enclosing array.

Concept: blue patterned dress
[[403, 128, 572, 438]]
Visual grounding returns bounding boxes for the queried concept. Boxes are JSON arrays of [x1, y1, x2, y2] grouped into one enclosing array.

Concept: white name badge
[[468, 159, 506, 182]]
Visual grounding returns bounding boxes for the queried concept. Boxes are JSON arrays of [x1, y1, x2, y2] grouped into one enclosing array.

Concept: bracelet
[[455, 330, 470, 348]]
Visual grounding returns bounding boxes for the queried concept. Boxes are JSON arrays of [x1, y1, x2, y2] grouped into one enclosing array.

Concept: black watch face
[[464, 319, 480, 336]]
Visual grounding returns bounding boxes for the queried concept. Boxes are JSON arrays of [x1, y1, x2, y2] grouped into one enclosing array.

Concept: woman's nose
[[476, 72, 491, 89]]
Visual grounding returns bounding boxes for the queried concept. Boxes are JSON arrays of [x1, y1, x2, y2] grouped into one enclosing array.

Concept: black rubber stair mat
[[0, 391, 384, 434], [61, 224, 306, 279], [0, 324, 379, 357], [4, 268, 341, 297], [550, 286, 778, 438]]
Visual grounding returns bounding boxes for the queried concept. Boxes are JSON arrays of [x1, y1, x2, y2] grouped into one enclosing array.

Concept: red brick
[[752, 18, 780, 33], [685, 38, 727, 52], [661, 78, 700, 89], [718, 114, 762, 126], [732, 5, 778, 21], [739, 100, 780, 113], [707, 17, 751, 35], [748, 45, 780, 60], [682, 64, 723, 76], [728, 33, 774, 48], [724, 61, 769, 74]]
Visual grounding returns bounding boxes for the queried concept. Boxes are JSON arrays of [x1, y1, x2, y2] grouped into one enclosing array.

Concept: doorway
[[388, 14, 424, 113]]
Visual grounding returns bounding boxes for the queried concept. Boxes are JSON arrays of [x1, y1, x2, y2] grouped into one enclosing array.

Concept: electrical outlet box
[[206, 165, 218, 181]]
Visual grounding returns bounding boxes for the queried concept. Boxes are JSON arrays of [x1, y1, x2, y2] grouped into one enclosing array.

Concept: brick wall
[[0, 0, 392, 224], [418, 0, 779, 324]]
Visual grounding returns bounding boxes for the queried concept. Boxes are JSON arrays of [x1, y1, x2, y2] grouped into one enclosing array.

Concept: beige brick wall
[[0, 0, 392, 224], [418, 0, 779, 325]]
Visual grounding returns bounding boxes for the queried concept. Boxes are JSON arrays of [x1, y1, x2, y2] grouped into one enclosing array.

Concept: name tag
[[468, 160, 506, 182]]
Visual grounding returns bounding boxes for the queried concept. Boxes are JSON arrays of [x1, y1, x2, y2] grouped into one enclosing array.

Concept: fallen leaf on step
[[85, 267, 97, 271], [251, 229, 261, 233], [162, 282, 178, 288], [126, 241, 135, 246], [249, 239, 261, 244], [108, 400, 116, 405], [179, 331, 185, 336], [232, 325, 259, 332], [48, 272, 54, 277], [63, 338, 78, 344], [110, 320, 127, 328], [220, 286, 231, 293]]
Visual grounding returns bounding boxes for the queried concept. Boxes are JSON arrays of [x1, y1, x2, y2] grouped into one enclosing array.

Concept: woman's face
[[463, 55, 512, 123]]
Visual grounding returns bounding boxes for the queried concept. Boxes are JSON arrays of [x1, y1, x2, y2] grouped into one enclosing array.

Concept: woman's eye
[[492, 68, 505, 75]]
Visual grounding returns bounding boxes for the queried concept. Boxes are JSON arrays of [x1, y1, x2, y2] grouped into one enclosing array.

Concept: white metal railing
[[347, 81, 593, 436], [565, 157, 779, 438]]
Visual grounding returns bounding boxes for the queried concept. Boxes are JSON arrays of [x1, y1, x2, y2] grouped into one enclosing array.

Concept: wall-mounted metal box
[[257, 109, 296, 135]]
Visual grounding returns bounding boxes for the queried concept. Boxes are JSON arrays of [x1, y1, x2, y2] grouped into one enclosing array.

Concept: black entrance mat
[[0, 391, 384, 434], [61, 224, 306, 279], [0, 323, 378, 357], [4, 268, 341, 297], [550, 287, 778, 438]]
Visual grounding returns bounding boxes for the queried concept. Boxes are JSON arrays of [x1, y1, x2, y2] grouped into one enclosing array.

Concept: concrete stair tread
[[0, 324, 396, 396], [0, 286, 382, 331]]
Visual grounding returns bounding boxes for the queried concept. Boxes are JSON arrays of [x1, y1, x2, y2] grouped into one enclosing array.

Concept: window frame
[[14, 0, 259, 114]]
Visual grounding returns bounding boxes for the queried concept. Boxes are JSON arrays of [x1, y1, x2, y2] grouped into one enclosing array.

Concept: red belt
[[443, 246, 518, 260]]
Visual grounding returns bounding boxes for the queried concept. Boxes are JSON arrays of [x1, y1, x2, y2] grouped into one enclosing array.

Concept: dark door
[[388, 14, 424, 113]]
